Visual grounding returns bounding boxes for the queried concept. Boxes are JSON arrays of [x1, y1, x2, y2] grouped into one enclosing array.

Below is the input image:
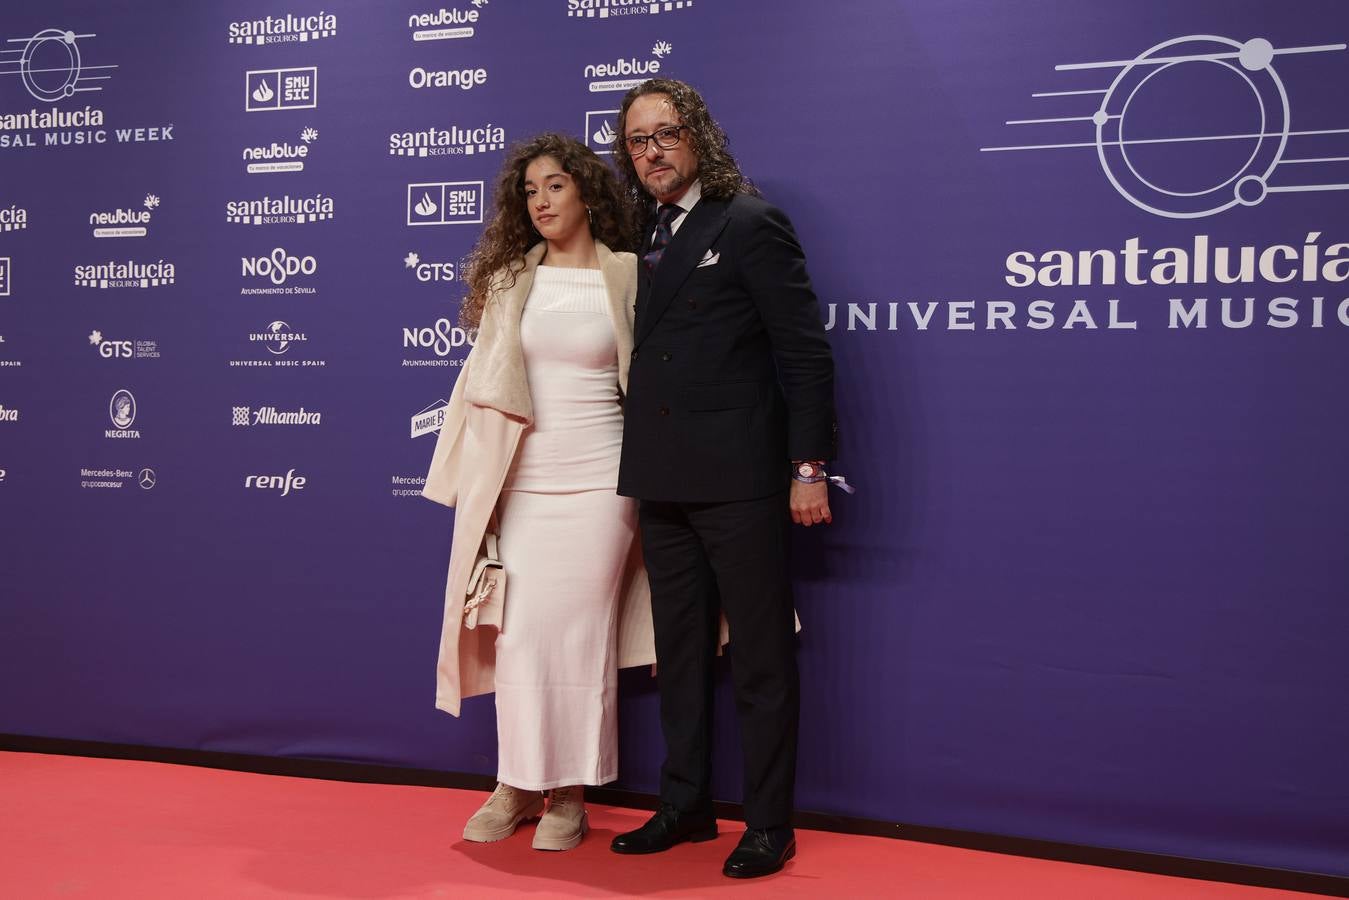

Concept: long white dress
[[492, 264, 637, 791]]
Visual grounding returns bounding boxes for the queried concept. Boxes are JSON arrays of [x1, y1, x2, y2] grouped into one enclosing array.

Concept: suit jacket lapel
[[636, 198, 729, 347]]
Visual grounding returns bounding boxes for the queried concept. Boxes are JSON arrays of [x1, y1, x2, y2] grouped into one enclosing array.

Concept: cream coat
[[422, 241, 656, 717]]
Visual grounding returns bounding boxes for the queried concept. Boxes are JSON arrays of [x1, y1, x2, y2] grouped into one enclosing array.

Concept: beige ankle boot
[[532, 785, 588, 851], [462, 783, 545, 843]]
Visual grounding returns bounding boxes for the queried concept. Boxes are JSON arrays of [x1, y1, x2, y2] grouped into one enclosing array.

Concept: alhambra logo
[[232, 405, 322, 426], [226, 193, 333, 225], [89, 193, 158, 238], [585, 40, 671, 92], [567, 0, 694, 21], [408, 1, 488, 41], [228, 12, 337, 45], [74, 258, 175, 289], [1, 204, 27, 232], [389, 122, 504, 157], [243, 127, 318, 174]]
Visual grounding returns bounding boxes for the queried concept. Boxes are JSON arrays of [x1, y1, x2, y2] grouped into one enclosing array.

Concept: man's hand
[[790, 479, 831, 526]]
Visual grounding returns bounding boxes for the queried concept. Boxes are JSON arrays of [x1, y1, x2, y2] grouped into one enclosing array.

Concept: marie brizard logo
[[982, 35, 1349, 218]]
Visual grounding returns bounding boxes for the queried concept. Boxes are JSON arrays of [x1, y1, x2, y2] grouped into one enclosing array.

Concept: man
[[608, 78, 838, 879]]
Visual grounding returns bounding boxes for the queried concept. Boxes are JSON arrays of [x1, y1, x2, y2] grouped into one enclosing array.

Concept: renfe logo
[[245, 468, 307, 495]]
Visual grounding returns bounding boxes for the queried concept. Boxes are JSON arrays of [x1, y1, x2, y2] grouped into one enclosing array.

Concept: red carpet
[[0, 751, 1311, 899]]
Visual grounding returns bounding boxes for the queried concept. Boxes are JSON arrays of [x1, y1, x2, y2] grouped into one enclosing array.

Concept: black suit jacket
[[617, 193, 837, 503]]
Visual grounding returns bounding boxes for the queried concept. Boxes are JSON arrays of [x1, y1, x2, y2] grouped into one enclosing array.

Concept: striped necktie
[[642, 203, 682, 272]]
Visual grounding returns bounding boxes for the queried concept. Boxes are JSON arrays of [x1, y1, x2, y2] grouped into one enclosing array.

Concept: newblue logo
[[407, 181, 483, 226], [89, 193, 158, 238], [246, 67, 317, 112], [408, 3, 486, 41], [243, 127, 317, 173], [584, 40, 670, 92]]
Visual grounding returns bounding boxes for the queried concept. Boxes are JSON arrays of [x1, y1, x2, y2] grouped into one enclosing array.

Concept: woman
[[422, 133, 653, 852]]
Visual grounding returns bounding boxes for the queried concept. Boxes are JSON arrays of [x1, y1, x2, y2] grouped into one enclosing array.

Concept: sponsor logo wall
[[2, 2, 1346, 882]]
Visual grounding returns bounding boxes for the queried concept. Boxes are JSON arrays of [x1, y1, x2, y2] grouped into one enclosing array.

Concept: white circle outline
[[20, 28, 82, 103]]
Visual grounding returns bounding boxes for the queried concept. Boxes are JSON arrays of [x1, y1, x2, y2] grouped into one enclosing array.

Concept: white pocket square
[[696, 250, 720, 268]]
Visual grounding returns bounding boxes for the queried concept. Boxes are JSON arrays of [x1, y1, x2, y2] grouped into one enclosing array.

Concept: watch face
[[797, 463, 815, 477]]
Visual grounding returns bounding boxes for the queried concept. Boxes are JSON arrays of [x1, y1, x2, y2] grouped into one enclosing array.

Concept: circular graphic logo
[[109, 388, 136, 428], [138, 468, 156, 490], [267, 320, 292, 354], [1095, 36, 1288, 218], [20, 29, 83, 103]]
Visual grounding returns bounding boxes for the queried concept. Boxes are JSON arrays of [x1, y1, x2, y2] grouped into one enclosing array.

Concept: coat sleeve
[[421, 353, 473, 507], [738, 201, 838, 461]]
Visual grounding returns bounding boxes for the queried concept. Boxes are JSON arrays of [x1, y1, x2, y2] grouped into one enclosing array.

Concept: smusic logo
[[106, 388, 139, 438], [246, 67, 317, 112], [585, 110, 619, 155], [407, 181, 483, 226]]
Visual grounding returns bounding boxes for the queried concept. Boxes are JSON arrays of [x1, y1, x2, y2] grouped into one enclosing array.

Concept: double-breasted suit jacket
[[617, 193, 837, 502]]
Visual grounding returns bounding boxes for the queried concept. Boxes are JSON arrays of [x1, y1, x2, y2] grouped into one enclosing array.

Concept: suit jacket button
[[631, 350, 639, 360], [658, 405, 670, 416], [661, 352, 672, 362]]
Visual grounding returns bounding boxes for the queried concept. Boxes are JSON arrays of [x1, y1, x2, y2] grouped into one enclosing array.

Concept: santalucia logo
[[226, 193, 333, 224], [568, 0, 695, 20], [242, 247, 317, 286], [0, 204, 26, 232], [74, 259, 175, 289], [389, 123, 504, 157], [228, 12, 337, 45]]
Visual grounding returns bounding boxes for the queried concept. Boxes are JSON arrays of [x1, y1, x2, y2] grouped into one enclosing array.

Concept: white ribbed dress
[[493, 265, 637, 791]]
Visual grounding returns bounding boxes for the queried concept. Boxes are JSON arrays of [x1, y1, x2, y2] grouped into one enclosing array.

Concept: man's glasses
[[625, 125, 690, 157]]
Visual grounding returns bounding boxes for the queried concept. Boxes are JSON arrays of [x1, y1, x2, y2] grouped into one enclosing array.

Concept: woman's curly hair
[[612, 78, 757, 211], [459, 133, 635, 329]]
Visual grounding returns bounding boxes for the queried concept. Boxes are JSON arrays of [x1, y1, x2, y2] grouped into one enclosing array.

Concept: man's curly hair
[[459, 133, 635, 329], [611, 78, 757, 210]]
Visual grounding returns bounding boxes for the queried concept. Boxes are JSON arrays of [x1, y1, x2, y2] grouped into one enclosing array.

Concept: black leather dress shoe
[[722, 826, 796, 878], [610, 802, 718, 854]]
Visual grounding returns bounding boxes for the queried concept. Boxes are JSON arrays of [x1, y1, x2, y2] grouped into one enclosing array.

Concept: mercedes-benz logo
[[138, 467, 156, 490]]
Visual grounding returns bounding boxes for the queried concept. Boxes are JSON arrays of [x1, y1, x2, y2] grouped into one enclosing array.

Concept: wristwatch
[[792, 460, 826, 482]]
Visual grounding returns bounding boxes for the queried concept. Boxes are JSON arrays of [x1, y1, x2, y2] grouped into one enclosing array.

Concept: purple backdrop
[[1, 0, 1346, 878]]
